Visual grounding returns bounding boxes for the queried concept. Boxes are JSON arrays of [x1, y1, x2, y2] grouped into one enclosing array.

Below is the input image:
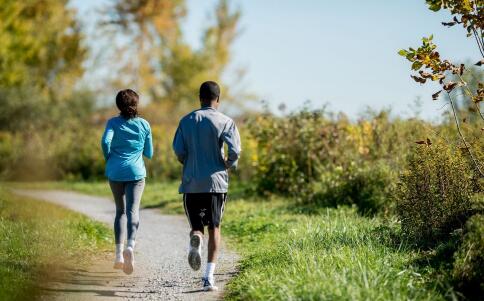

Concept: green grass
[[7, 181, 457, 300], [0, 186, 112, 301], [222, 198, 457, 301]]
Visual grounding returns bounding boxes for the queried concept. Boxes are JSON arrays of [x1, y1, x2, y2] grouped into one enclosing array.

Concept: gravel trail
[[13, 189, 238, 301]]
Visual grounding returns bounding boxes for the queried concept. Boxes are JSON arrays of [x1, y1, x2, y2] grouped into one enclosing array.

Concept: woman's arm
[[101, 120, 114, 161], [143, 124, 153, 159]]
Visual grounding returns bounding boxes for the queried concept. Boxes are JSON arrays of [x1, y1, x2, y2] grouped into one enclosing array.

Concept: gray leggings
[[109, 179, 145, 244]]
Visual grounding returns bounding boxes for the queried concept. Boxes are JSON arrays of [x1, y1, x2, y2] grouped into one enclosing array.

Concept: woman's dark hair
[[116, 89, 139, 119]]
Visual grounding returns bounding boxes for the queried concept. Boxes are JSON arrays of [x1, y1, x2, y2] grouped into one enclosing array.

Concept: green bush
[[313, 161, 396, 215], [452, 213, 484, 297], [396, 143, 475, 247], [248, 109, 426, 214], [55, 127, 105, 180], [0, 132, 20, 179]]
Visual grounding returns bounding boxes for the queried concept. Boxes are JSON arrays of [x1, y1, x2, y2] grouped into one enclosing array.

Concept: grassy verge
[[8, 181, 457, 300], [222, 198, 456, 300], [0, 186, 112, 301]]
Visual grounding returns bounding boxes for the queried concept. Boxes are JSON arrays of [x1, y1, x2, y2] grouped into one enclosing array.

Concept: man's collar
[[200, 106, 217, 110]]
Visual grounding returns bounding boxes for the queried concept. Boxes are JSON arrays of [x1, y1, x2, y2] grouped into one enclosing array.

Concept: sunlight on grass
[[223, 199, 455, 301], [0, 187, 112, 301]]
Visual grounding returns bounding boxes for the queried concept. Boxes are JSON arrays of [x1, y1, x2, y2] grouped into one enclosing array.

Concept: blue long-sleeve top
[[101, 116, 153, 181], [173, 107, 242, 193]]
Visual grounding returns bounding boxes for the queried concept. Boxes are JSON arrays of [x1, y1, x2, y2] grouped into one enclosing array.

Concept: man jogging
[[173, 81, 241, 291]]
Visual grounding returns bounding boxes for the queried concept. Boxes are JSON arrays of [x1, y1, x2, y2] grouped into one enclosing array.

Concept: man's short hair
[[199, 81, 220, 102]]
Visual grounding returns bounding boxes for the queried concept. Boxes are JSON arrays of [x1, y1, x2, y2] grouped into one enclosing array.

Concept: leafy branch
[[398, 0, 484, 177]]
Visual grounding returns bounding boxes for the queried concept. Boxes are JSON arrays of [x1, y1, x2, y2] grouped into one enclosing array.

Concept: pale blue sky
[[71, 0, 478, 119]]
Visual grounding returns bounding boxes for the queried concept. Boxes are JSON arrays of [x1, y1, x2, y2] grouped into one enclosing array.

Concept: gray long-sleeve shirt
[[173, 107, 242, 193]]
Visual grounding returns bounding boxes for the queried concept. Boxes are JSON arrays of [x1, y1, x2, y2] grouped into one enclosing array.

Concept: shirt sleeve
[[101, 120, 114, 161], [222, 120, 242, 169], [172, 123, 186, 164], [143, 123, 153, 159]]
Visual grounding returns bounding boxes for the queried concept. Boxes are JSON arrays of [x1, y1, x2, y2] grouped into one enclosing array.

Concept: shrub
[[452, 212, 484, 297], [317, 161, 396, 215], [0, 132, 21, 179], [248, 108, 427, 214], [55, 127, 105, 180], [145, 125, 180, 180], [301, 161, 396, 216], [396, 143, 475, 247]]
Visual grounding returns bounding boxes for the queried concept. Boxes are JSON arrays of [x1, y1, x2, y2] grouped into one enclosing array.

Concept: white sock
[[115, 244, 123, 259], [127, 239, 135, 250], [204, 262, 216, 281]]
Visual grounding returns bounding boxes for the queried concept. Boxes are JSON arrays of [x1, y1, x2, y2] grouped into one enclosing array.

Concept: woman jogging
[[101, 89, 153, 275]]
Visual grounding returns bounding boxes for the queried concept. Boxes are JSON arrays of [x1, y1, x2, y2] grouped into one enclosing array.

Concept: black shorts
[[183, 193, 227, 232]]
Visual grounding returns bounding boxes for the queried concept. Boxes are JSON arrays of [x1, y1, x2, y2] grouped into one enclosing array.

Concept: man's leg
[[207, 227, 220, 263], [202, 194, 226, 291], [202, 226, 220, 291], [184, 194, 204, 271]]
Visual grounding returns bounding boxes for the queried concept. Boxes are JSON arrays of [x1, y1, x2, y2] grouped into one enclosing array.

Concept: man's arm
[[101, 120, 114, 161], [222, 120, 242, 169], [172, 124, 186, 164]]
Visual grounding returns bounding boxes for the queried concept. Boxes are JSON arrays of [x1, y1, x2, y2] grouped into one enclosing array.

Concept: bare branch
[[447, 92, 484, 177]]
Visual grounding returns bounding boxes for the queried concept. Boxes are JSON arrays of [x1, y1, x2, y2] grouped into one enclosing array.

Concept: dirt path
[[13, 189, 238, 301]]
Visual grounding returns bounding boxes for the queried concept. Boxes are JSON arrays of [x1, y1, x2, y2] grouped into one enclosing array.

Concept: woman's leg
[[125, 178, 145, 247], [109, 180, 127, 244]]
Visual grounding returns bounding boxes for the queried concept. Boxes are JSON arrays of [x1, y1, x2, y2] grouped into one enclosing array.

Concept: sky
[[70, 0, 479, 119]]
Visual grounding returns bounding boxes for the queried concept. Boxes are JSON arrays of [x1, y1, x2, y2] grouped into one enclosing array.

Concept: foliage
[[315, 161, 396, 215], [105, 0, 241, 112], [248, 108, 427, 214], [396, 143, 476, 247], [452, 212, 484, 297], [0, 0, 85, 90], [398, 0, 484, 176], [445, 63, 484, 118]]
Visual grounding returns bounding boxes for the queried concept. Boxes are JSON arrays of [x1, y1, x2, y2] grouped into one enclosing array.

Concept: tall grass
[[223, 199, 456, 301]]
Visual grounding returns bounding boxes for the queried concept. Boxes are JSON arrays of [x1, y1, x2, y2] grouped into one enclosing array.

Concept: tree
[[0, 0, 87, 131], [399, 0, 483, 176], [0, 0, 86, 93], [105, 0, 241, 112]]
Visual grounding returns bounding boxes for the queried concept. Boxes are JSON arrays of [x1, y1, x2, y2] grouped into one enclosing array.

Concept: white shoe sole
[[203, 285, 219, 292], [123, 249, 134, 275], [113, 261, 124, 270], [188, 235, 202, 271]]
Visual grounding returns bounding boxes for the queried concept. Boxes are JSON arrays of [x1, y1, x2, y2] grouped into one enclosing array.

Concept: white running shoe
[[202, 277, 218, 291], [188, 234, 202, 271], [123, 247, 134, 275], [113, 257, 124, 270]]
